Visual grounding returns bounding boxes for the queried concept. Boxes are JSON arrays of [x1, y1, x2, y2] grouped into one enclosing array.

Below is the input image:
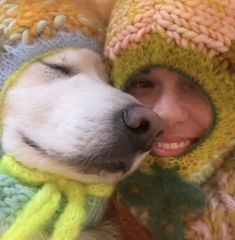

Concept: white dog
[[3, 48, 163, 183], [0, 1, 163, 239], [1, 47, 163, 239]]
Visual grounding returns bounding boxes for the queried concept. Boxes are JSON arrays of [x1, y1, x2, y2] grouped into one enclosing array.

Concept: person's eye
[[126, 79, 154, 91]]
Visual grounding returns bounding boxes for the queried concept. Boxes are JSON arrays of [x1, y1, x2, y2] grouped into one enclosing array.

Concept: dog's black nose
[[122, 105, 164, 151]]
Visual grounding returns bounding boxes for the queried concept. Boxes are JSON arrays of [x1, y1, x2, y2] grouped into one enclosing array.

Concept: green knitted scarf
[[0, 155, 113, 240]]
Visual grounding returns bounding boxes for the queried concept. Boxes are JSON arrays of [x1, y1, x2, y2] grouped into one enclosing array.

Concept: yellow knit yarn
[[0, 155, 114, 240]]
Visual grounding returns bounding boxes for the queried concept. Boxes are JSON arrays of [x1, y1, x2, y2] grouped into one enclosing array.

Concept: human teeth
[[171, 143, 178, 149], [163, 143, 170, 149], [156, 140, 191, 150]]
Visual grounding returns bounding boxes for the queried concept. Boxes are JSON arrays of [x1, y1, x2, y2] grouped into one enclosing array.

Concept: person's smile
[[152, 136, 197, 157]]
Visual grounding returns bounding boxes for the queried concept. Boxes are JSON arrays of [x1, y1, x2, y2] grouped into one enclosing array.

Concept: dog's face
[[2, 48, 163, 183]]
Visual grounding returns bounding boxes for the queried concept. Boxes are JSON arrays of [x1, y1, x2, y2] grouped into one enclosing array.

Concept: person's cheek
[[192, 98, 213, 130]]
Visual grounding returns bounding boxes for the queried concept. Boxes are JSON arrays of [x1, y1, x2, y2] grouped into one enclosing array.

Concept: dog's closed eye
[[39, 60, 74, 76]]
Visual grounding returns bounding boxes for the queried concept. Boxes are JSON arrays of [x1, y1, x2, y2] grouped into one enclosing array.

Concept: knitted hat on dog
[[0, 0, 103, 125], [0, 1, 113, 239], [105, 0, 235, 184], [105, 1, 235, 239]]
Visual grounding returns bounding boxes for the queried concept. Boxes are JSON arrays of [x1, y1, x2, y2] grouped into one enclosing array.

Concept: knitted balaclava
[[105, 0, 235, 184], [105, 1, 235, 239], [0, 1, 113, 239]]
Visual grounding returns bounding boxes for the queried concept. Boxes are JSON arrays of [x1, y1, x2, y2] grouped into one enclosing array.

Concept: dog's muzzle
[[89, 104, 164, 175], [122, 105, 164, 152], [77, 104, 164, 176]]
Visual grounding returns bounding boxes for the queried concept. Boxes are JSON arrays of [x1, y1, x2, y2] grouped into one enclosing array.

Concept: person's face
[[125, 68, 213, 157]]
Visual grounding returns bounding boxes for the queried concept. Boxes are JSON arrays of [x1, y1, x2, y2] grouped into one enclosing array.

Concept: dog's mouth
[[78, 159, 133, 174], [22, 134, 136, 175]]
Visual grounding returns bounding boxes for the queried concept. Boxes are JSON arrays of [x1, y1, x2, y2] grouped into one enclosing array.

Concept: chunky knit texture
[[105, 0, 235, 61], [0, 0, 101, 45], [105, 0, 235, 239], [0, 155, 113, 240]]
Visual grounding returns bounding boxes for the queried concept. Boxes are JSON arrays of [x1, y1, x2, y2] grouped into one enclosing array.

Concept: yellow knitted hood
[[105, 0, 235, 184]]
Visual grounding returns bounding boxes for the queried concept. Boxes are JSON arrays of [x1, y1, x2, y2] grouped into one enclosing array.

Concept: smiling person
[[126, 68, 213, 158], [105, 0, 235, 240]]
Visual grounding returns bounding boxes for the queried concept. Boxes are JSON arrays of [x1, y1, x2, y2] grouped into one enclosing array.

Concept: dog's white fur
[[2, 48, 150, 239], [2, 48, 148, 184]]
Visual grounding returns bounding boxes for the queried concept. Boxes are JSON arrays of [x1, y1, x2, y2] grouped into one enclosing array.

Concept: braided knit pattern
[[105, 0, 235, 61], [0, 155, 114, 240], [0, 0, 102, 45]]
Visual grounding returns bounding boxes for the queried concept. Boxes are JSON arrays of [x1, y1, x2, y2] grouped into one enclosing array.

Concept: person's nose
[[153, 94, 189, 128]]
